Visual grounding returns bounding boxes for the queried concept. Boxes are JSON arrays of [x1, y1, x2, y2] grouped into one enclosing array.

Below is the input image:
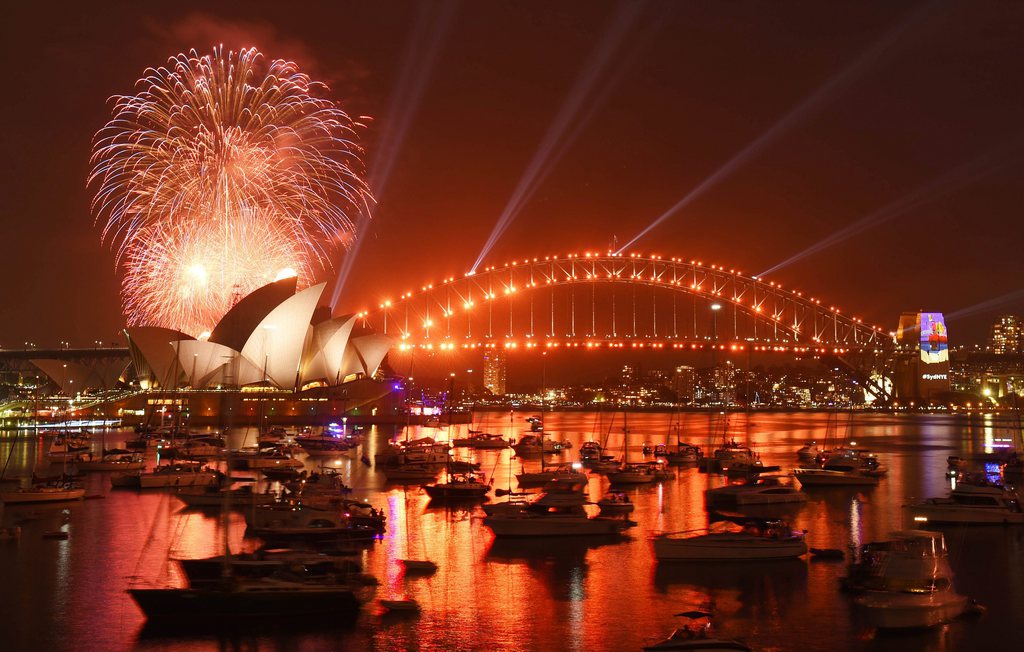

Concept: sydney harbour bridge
[[355, 252, 899, 402], [1, 251, 907, 407]]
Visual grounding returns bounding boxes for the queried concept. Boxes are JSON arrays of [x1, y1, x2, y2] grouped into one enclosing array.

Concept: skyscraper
[[482, 349, 507, 396], [990, 315, 1022, 354]]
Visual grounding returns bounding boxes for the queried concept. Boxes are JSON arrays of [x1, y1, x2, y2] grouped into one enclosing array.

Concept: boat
[[516, 463, 587, 487], [423, 471, 490, 501], [164, 435, 226, 459], [451, 432, 509, 449], [114, 462, 222, 489], [511, 434, 565, 456], [652, 516, 807, 561], [45, 434, 91, 462], [705, 475, 807, 508], [644, 611, 751, 651], [399, 559, 438, 574], [796, 442, 822, 464], [129, 577, 364, 622], [230, 447, 305, 470], [793, 448, 884, 487], [295, 433, 353, 456], [608, 462, 657, 485], [74, 451, 145, 472], [597, 491, 635, 515], [246, 503, 378, 543], [712, 440, 757, 472], [666, 443, 703, 465], [904, 480, 1023, 525], [380, 598, 421, 612], [851, 531, 971, 629], [177, 547, 361, 584], [1, 483, 86, 504], [383, 464, 439, 482], [374, 438, 450, 467], [174, 484, 277, 508], [483, 479, 636, 537]]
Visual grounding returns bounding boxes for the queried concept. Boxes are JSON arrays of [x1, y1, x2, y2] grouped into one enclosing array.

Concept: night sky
[[2, 0, 1022, 349]]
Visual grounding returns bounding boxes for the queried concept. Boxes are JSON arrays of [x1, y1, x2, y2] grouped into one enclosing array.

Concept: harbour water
[[1, 411, 1022, 651]]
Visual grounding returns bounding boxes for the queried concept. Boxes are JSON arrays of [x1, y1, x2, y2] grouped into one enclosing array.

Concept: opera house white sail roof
[[124, 280, 392, 392]]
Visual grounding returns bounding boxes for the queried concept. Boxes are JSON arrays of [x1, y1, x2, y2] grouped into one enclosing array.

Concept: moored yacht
[[652, 516, 807, 561], [851, 530, 971, 629], [451, 432, 509, 449], [516, 463, 587, 487], [905, 481, 1023, 525], [705, 475, 807, 508], [793, 448, 884, 487], [608, 462, 657, 485], [483, 480, 635, 537], [423, 471, 490, 500]]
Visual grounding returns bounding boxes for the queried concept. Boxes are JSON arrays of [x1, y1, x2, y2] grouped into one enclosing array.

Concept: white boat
[[796, 443, 821, 465], [608, 462, 657, 485], [483, 480, 635, 537], [127, 463, 221, 489], [853, 531, 970, 629], [905, 482, 1023, 525], [0, 485, 86, 504], [236, 449, 304, 470], [652, 518, 807, 561], [793, 449, 885, 487], [706, 475, 807, 507], [713, 441, 756, 470], [74, 452, 145, 472], [46, 435, 91, 461]]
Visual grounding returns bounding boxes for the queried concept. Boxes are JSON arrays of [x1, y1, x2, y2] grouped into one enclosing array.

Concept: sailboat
[[422, 382, 489, 501], [1, 431, 85, 504], [398, 485, 437, 574], [608, 412, 656, 485], [128, 449, 371, 622]]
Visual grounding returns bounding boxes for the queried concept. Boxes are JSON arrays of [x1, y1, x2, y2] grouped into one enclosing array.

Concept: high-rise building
[[482, 349, 506, 396], [990, 315, 1022, 354], [672, 365, 697, 403]]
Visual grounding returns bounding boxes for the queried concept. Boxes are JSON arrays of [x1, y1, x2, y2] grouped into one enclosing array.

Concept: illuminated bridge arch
[[357, 253, 895, 355]]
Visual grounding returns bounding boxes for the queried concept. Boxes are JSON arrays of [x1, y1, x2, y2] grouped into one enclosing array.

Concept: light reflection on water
[[0, 411, 1023, 651]]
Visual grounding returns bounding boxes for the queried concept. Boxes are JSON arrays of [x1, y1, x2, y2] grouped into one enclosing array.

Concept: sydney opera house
[[21, 278, 395, 426]]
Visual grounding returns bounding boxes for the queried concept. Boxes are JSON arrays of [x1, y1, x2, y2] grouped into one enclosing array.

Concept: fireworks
[[90, 47, 371, 336]]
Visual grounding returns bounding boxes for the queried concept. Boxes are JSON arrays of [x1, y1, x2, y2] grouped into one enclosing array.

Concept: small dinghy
[[380, 598, 421, 613]]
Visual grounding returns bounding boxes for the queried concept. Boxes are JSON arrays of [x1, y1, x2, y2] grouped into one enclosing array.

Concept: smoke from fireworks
[[90, 47, 371, 336]]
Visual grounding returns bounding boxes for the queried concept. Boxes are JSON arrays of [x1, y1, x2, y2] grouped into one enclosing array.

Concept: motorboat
[[451, 433, 510, 449], [904, 481, 1023, 525], [793, 448, 885, 487], [665, 443, 703, 465], [644, 611, 750, 651], [706, 475, 808, 508], [597, 491, 635, 515], [796, 443, 821, 465], [230, 447, 305, 470], [713, 440, 756, 471], [579, 441, 606, 462], [337, 499, 387, 531], [246, 503, 378, 543], [295, 434, 354, 456], [115, 462, 222, 489], [423, 472, 490, 500], [645, 460, 677, 481], [375, 438, 450, 466], [511, 434, 566, 457], [383, 464, 439, 482], [516, 463, 587, 487], [851, 531, 971, 629], [483, 479, 636, 537], [74, 451, 145, 472], [652, 516, 807, 561], [164, 435, 226, 459], [174, 484, 277, 508], [608, 462, 657, 485]]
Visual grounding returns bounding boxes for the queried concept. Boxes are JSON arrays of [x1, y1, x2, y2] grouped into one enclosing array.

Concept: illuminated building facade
[[989, 315, 1022, 354], [482, 349, 507, 396]]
